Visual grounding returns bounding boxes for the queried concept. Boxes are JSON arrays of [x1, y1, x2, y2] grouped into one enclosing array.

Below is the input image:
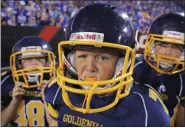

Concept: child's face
[[75, 48, 119, 81], [155, 42, 182, 58], [21, 57, 46, 69], [154, 42, 183, 71]]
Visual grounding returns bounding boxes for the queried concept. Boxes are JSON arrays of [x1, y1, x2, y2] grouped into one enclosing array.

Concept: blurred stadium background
[[1, 0, 184, 71]]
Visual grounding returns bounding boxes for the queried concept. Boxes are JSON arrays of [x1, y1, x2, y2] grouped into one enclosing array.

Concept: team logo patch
[[157, 84, 166, 93], [70, 32, 104, 42]]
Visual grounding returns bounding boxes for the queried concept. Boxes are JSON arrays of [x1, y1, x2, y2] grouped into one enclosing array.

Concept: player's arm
[[43, 79, 60, 126], [175, 78, 185, 127], [40, 81, 53, 126], [1, 82, 26, 126], [50, 118, 58, 126], [175, 104, 185, 126], [46, 103, 59, 126], [1, 100, 21, 126], [42, 92, 58, 126], [175, 94, 185, 127], [42, 99, 58, 126], [145, 85, 170, 126], [40, 80, 58, 126]]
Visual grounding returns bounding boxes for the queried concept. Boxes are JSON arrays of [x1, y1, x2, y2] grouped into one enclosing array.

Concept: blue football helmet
[[57, 3, 137, 114], [10, 36, 56, 88], [144, 13, 185, 74]]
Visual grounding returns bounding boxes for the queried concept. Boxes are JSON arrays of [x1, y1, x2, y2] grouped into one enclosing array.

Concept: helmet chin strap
[[159, 61, 173, 69], [27, 73, 41, 85]]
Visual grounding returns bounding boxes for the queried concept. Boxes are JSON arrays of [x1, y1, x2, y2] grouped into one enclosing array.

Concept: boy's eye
[[22, 58, 32, 61], [97, 56, 109, 61], [171, 45, 183, 50], [158, 43, 167, 47], [77, 55, 87, 59], [157, 43, 183, 50]]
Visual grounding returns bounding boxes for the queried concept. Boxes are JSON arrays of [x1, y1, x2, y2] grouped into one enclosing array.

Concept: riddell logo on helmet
[[70, 32, 104, 42], [77, 34, 96, 40], [113, 70, 123, 79], [64, 58, 71, 68], [163, 31, 184, 38], [21, 46, 41, 51]]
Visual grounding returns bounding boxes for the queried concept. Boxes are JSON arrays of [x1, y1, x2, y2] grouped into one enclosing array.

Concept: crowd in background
[[1, 0, 184, 32]]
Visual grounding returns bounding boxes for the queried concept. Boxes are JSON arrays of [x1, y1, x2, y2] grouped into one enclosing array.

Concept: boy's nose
[[86, 57, 97, 72]]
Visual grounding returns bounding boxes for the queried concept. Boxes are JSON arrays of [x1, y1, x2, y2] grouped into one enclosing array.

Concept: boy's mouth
[[85, 76, 98, 81]]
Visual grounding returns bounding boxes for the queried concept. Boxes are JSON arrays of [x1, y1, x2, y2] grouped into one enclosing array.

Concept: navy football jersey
[[1, 71, 49, 126], [133, 55, 185, 119], [44, 77, 170, 127]]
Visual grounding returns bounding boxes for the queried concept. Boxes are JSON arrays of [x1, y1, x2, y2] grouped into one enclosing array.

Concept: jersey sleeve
[[133, 55, 147, 84], [179, 73, 185, 107], [180, 96, 185, 107], [142, 85, 170, 126], [1, 72, 14, 108], [44, 77, 62, 120]]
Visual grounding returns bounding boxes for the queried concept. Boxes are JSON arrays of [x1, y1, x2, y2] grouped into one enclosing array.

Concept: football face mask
[[144, 33, 184, 75], [10, 48, 56, 88], [57, 39, 135, 114]]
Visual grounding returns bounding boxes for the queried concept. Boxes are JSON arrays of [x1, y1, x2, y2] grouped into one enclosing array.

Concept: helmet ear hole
[[114, 57, 124, 76], [17, 64, 22, 69], [67, 52, 75, 68], [16, 58, 23, 69]]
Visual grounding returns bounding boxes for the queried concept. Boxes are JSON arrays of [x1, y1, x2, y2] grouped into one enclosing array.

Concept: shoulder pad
[[47, 77, 57, 88], [135, 54, 144, 64], [1, 71, 12, 79], [44, 77, 62, 107]]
